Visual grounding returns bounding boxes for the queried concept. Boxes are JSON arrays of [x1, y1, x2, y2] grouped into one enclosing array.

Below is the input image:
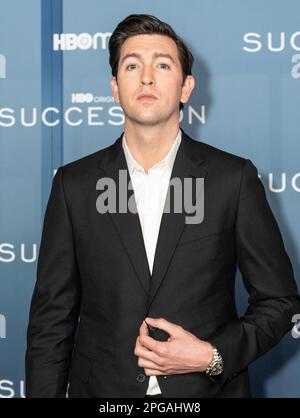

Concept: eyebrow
[[120, 52, 176, 66]]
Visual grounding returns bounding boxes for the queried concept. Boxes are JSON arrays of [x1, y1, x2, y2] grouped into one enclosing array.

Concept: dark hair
[[109, 14, 194, 111]]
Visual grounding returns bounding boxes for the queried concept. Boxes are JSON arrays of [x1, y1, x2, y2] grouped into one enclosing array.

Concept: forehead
[[119, 34, 179, 60]]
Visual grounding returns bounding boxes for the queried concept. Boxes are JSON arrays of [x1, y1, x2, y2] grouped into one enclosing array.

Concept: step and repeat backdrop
[[0, 0, 300, 398]]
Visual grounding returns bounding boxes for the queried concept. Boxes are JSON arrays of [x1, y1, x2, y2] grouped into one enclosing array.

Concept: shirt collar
[[122, 128, 182, 175]]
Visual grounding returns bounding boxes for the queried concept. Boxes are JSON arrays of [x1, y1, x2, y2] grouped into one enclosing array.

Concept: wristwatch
[[205, 345, 224, 377]]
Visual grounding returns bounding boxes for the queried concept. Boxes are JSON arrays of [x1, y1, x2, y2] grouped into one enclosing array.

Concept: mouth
[[137, 94, 158, 101]]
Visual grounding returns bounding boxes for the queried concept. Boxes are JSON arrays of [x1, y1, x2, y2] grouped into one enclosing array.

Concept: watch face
[[211, 363, 223, 376]]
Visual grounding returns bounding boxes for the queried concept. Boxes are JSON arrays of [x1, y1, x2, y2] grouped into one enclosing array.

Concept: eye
[[126, 64, 137, 71], [158, 63, 170, 69]]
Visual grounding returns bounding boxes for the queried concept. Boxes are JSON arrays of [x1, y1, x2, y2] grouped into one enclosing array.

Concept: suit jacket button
[[137, 373, 146, 383]]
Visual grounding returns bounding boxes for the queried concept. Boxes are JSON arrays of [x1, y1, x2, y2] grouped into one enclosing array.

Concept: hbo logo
[[53, 32, 111, 51], [71, 93, 94, 103]]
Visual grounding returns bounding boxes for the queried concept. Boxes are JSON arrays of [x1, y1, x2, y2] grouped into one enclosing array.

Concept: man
[[25, 14, 300, 398]]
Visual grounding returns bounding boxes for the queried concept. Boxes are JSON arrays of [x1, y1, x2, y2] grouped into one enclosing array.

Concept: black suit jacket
[[25, 128, 300, 397]]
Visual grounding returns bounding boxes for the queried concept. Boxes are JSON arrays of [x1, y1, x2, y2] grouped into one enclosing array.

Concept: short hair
[[109, 14, 194, 111]]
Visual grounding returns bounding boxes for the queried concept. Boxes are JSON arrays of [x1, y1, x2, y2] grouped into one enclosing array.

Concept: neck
[[123, 119, 180, 172]]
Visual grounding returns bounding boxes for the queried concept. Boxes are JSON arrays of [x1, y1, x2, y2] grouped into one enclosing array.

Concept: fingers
[[144, 368, 165, 376], [138, 357, 164, 371], [144, 317, 182, 337], [134, 336, 164, 365], [139, 320, 149, 337]]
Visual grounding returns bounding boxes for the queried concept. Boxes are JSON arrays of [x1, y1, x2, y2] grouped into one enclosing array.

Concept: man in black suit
[[25, 14, 300, 398]]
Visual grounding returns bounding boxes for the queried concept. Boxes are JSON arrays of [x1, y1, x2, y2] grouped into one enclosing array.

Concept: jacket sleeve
[[209, 158, 300, 384], [25, 167, 81, 397]]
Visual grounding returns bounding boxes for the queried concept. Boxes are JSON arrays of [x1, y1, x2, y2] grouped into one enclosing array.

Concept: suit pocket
[[70, 350, 92, 384], [177, 226, 233, 247]]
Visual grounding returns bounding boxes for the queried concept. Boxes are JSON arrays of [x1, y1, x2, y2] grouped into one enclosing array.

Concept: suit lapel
[[97, 129, 207, 306], [97, 133, 151, 294], [146, 131, 207, 310]]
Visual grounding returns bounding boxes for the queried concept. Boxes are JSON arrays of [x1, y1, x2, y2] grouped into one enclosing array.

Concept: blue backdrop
[[0, 0, 299, 398]]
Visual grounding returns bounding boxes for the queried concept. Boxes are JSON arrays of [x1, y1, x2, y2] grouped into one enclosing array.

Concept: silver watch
[[205, 345, 224, 376]]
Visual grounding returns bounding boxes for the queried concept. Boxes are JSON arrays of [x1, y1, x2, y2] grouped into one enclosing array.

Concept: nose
[[141, 78, 154, 86], [141, 68, 155, 86]]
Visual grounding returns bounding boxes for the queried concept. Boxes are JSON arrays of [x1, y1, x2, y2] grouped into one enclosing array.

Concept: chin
[[136, 118, 162, 126], [127, 112, 161, 124]]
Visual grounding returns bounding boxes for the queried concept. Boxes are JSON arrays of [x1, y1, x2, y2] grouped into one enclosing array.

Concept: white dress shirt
[[122, 128, 182, 395]]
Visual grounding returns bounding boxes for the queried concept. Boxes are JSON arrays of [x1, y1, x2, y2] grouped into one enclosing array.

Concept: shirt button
[[137, 373, 146, 383], [163, 376, 167, 379]]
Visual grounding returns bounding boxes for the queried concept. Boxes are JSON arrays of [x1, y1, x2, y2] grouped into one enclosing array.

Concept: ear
[[111, 76, 120, 103], [180, 75, 195, 105]]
